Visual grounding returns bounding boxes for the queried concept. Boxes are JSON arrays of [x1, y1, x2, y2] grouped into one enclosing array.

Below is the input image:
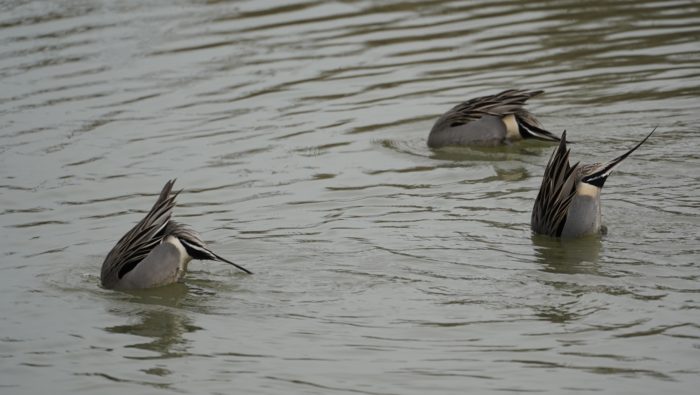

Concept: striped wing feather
[[531, 131, 579, 237], [441, 89, 543, 128], [100, 180, 180, 285]]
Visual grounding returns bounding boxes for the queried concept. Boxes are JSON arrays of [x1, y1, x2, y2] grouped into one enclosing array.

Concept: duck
[[531, 129, 655, 238], [427, 89, 562, 147], [100, 179, 251, 290]]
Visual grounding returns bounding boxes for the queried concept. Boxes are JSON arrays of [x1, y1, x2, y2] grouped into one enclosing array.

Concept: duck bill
[[582, 128, 656, 188]]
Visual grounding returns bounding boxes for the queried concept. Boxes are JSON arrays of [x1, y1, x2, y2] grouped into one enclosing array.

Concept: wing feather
[[100, 179, 180, 287], [436, 89, 544, 129], [531, 131, 579, 237]]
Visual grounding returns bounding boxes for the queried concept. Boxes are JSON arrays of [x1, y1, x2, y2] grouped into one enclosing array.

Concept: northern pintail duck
[[100, 179, 251, 290], [427, 89, 562, 147], [531, 129, 655, 238]]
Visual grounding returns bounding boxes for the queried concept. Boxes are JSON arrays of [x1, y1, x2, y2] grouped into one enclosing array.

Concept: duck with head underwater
[[100, 179, 252, 290], [427, 89, 563, 147], [531, 129, 655, 238]]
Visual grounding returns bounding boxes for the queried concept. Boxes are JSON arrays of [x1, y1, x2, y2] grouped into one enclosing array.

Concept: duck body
[[428, 89, 561, 147], [100, 180, 251, 290], [531, 129, 654, 238]]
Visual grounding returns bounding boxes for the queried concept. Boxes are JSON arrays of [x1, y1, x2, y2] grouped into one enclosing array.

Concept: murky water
[[2, 1, 699, 393]]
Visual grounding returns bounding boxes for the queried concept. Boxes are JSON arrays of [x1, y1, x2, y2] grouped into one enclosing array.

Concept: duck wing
[[531, 131, 579, 237], [100, 179, 179, 288]]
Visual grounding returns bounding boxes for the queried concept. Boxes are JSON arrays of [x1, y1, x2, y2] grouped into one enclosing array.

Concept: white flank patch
[[164, 235, 191, 274], [576, 182, 601, 198], [502, 114, 520, 140]]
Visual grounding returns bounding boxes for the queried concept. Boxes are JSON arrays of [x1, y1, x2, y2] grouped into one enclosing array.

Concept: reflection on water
[[530, 234, 604, 324], [532, 234, 602, 274], [1, 0, 700, 394], [104, 285, 200, 361], [106, 308, 198, 360]]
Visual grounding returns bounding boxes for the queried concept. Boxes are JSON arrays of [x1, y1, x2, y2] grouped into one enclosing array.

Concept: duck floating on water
[[428, 89, 562, 147], [531, 129, 655, 238], [100, 179, 251, 290]]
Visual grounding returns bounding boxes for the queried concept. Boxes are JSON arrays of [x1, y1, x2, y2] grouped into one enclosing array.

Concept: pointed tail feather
[[180, 238, 253, 274], [581, 128, 656, 187], [517, 117, 563, 142]]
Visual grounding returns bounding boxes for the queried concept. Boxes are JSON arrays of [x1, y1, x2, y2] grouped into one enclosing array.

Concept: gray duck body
[[100, 179, 251, 290], [531, 129, 654, 238], [428, 89, 561, 147]]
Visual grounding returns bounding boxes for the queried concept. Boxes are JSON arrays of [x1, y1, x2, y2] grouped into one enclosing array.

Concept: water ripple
[[1, 1, 699, 394]]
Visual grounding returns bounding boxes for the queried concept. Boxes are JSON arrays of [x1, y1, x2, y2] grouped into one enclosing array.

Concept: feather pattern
[[428, 89, 561, 147], [100, 179, 251, 289], [531, 128, 655, 238], [531, 131, 580, 237], [165, 221, 253, 274], [433, 89, 544, 131], [101, 180, 179, 287]]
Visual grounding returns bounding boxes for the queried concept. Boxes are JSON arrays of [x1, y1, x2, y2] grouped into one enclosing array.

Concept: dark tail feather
[[180, 239, 253, 274], [581, 127, 656, 187], [518, 117, 563, 142], [211, 252, 253, 275]]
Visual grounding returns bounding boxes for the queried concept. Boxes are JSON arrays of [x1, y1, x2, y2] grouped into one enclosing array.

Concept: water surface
[[1, 1, 700, 394]]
